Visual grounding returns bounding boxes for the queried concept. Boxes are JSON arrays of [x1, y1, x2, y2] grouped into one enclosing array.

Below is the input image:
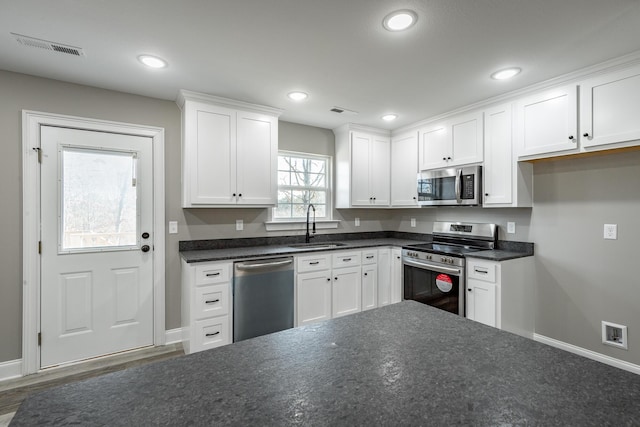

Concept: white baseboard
[[0, 359, 22, 382], [165, 328, 183, 345], [534, 333, 640, 375]]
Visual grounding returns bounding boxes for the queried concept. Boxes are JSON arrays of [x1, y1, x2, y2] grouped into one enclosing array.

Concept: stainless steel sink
[[287, 242, 347, 250]]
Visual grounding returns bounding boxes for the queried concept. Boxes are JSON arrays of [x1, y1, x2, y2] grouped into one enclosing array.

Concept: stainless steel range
[[402, 221, 497, 316]]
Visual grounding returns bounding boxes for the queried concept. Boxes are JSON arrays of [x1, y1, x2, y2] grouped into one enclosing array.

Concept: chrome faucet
[[305, 204, 316, 243]]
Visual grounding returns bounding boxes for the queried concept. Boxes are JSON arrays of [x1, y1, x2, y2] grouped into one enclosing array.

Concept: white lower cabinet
[[465, 256, 535, 338], [296, 247, 403, 326], [181, 260, 233, 354], [297, 269, 332, 326]]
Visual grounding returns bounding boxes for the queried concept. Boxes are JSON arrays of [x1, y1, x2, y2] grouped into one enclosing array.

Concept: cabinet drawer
[[195, 263, 231, 286], [194, 284, 230, 320], [297, 253, 331, 273], [467, 259, 497, 283], [193, 316, 231, 352], [361, 249, 378, 265], [332, 251, 361, 268]]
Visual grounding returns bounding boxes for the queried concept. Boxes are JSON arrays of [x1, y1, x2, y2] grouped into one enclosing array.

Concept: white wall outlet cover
[[355, 217, 360, 227], [168, 221, 178, 234], [236, 219, 243, 231], [507, 222, 516, 234], [603, 224, 617, 240], [410, 218, 416, 228], [602, 321, 628, 350]]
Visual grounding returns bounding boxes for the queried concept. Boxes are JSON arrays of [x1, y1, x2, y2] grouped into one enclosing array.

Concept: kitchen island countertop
[[11, 301, 640, 426]]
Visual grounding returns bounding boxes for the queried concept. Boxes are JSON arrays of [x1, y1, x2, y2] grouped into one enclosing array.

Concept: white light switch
[[355, 217, 360, 227], [410, 218, 416, 228], [507, 222, 516, 234], [169, 221, 178, 234], [604, 224, 617, 240], [236, 219, 243, 231]]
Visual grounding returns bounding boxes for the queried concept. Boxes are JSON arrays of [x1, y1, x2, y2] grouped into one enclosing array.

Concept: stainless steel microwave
[[417, 165, 482, 206]]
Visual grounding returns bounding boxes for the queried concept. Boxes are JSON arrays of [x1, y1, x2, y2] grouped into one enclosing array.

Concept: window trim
[[267, 150, 334, 228]]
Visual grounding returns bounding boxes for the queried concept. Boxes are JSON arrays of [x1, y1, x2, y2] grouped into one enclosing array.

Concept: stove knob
[[440, 257, 445, 262]]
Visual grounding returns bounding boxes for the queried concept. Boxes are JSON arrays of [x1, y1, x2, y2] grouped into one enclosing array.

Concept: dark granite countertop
[[180, 238, 427, 263], [466, 249, 533, 261], [12, 301, 640, 426]]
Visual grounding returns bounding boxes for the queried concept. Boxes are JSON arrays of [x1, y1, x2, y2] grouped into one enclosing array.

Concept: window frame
[[268, 150, 334, 224]]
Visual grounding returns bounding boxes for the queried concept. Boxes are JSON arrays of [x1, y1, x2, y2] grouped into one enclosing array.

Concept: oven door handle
[[403, 258, 462, 275]]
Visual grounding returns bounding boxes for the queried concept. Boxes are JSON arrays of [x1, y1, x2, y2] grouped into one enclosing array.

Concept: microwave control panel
[[462, 174, 475, 199]]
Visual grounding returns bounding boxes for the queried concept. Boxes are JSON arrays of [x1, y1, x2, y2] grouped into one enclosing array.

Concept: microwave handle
[[455, 168, 462, 203]]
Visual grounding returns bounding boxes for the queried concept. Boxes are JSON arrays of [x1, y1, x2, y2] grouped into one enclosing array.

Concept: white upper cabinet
[[177, 90, 281, 208], [580, 64, 640, 150], [419, 111, 483, 170], [334, 125, 391, 208], [390, 131, 419, 207], [483, 103, 533, 208], [515, 85, 579, 159]]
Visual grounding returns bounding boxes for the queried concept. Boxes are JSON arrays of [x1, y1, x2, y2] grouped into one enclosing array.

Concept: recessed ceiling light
[[138, 55, 167, 69], [382, 114, 398, 122], [491, 67, 521, 80], [383, 10, 418, 31], [287, 91, 308, 101]]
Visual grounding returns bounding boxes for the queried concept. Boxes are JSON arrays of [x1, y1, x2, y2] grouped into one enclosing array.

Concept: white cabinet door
[[377, 248, 392, 306], [516, 85, 578, 158], [391, 131, 419, 207], [236, 111, 277, 206], [390, 248, 403, 303], [362, 264, 378, 311], [483, 103, 513, 205], [450, 111, 483, 167], [297, 270, 332, 326], [332, 266, 362, 318], [185, 101, 236, 205], [466, 279, 496, 327], [370, 136, 391, 205], [580, 65, 640, 149], [419, 123, 449, 170], [350, 132, 373, 206]]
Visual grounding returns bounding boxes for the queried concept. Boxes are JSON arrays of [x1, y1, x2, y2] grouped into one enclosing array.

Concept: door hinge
[[38, 241, 42, 254], [32, 147, 42, 163], [38, 332, 41, 346]]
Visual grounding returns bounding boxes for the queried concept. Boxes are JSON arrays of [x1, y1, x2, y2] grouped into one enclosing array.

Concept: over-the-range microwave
[[417, 165, 482, 206]]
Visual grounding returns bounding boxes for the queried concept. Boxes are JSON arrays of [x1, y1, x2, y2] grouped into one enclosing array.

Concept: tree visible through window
[[274, 152, 330, 220]]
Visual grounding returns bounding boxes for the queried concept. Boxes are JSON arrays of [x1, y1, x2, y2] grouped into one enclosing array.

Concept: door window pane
[[61, 148, 138, 251]]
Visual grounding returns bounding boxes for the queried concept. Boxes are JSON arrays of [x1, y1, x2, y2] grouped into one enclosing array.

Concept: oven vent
[[11, 33, 85, 57], [329, 106, 359, 115]]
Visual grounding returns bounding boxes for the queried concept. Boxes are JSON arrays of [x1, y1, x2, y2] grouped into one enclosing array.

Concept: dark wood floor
[[0, 344, 184, 416]]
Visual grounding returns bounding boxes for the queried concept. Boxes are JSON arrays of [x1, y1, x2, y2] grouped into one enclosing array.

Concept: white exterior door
[[40, 126, 154, 368]]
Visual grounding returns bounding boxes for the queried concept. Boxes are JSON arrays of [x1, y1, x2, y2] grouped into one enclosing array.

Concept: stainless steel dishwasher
[[233, 257, 294, 342]]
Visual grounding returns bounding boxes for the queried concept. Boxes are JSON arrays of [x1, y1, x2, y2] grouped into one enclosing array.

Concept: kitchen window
[[266, 151, 338, 231]]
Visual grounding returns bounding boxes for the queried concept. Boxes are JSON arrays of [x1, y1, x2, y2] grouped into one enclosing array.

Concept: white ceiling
[[2, 0, 640, 130]]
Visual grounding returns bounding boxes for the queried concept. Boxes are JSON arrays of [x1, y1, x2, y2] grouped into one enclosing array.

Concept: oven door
[[403, 258, 465, 315]]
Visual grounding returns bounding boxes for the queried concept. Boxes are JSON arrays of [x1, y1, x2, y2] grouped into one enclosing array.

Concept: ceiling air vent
[[329, 106, 359, 115], [11, 33, 85, 57]]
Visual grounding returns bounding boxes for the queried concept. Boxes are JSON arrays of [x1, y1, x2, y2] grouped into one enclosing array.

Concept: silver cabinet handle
[[366, 255, 374, 259], [342, 258, 352, 262], [206, 272, 221, 277], [309, 261, 320, 265], [205, 331, 220, 337], [474, 267, 488, 274], [205, 299, 220, 304]]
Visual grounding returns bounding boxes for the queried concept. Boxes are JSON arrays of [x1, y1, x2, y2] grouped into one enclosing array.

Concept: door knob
[[141, 245, 150, 253]]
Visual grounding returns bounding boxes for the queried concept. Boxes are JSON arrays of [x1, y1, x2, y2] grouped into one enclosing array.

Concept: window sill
[[265, 220, 340, 232]]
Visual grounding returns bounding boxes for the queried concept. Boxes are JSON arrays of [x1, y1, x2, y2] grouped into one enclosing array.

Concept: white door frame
[[22, 110, 166, 375]]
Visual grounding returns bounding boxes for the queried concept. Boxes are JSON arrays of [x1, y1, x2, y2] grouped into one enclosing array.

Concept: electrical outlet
[[410, 218, 416, 228], [236, 219, 243, 231], [355, 217, 360, 227], [604, 224, 617, 240], [602, 321, 628, 350], [168, 221, 178, 234], [507, 222, 516, 234]]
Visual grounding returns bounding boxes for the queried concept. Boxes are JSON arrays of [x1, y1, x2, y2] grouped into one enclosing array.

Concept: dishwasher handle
[[235, 258, 293, 271]]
